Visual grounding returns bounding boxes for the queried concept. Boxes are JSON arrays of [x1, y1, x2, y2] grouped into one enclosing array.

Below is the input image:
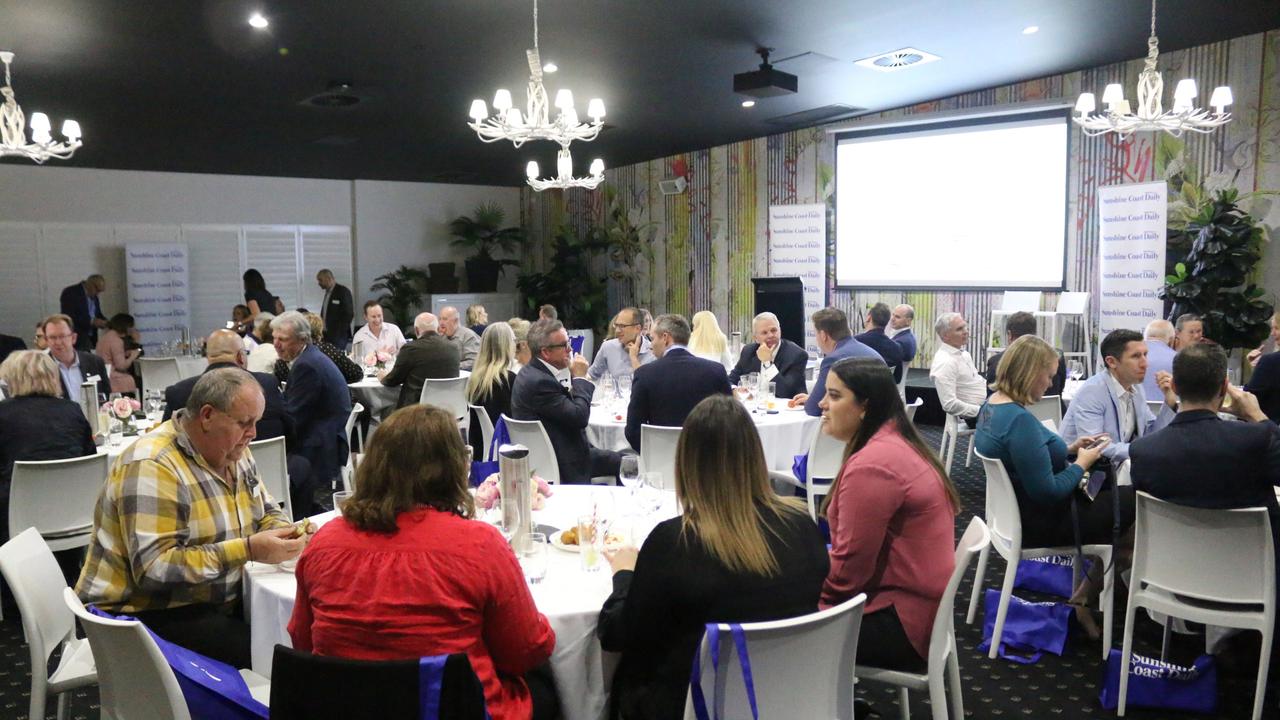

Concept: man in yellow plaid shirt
[[77, 368, 308, 667]]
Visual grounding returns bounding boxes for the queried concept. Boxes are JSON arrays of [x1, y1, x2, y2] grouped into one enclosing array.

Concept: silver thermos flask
[[81, 380, 99, 435], [730, 331, 742, 357], [498, 443, 533, 553]]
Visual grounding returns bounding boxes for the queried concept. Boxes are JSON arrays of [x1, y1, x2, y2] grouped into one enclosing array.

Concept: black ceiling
[[1, 1, 1277, 186]]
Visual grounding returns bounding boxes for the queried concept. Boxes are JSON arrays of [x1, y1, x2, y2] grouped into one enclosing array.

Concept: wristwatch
[[761, 361, 773, 369]]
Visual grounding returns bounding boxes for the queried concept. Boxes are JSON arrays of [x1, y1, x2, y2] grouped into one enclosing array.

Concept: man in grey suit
[[379, 313, 461, 409]]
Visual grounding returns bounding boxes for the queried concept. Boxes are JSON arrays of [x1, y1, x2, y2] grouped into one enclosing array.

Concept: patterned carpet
[[0, 424, 1276, 719]]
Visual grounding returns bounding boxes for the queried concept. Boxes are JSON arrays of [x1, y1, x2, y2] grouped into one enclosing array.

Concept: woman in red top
[[288, 404, 558, 720], [817, 357, 960, 672]]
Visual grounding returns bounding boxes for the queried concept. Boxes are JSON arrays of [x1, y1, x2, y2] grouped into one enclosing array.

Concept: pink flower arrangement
[[474, 473, 554, 511], [363, 350, 394, 367], [101, 397, 142, 420]]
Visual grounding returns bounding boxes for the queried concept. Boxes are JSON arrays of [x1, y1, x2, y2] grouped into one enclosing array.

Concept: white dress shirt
[[351, 322, 407, 359], [1104, 370, 1139, 442], [539, 358, 575, 388], [929, 343, 987, 418]]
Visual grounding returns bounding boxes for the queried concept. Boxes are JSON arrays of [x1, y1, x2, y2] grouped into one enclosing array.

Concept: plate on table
[[550, 529, 580, 553]]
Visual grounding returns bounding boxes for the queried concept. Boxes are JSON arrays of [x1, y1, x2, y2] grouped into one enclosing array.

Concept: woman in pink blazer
[[95, 314, 141, 395]]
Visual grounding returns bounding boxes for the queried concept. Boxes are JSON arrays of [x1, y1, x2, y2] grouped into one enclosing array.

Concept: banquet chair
[[341, 402, 365, 492], [501, 415, 561, 484], [0, 529, 97, 720], [421, 376, 470, 430], [10, 453, 109, 550], [985, 291, 1042, 362], [248, 436, 293, 520], [896, 364, 910, 401], [801, 427, 846, 520], [966, 451, 1115, 661], [1027, 394, 1063, 431], [1118, 493, 1274, 720], [937, 412, 975, 477], [269, 645, 487, 719], [683, 593, 866, 720], [639, 424, 681, 489], [469, 404, 495, 457], [1145, 400, 1164, 417], [905, 397, 924, 423], [1044, 292, 1095, 376], [137, 357, 183, 395], [856, 517, 990, 720]]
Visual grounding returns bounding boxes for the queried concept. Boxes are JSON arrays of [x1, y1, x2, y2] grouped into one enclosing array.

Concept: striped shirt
[[75, 411, 293, 613]]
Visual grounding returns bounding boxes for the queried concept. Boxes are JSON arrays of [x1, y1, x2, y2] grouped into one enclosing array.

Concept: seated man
[[854, 302, 904, 382], [351, 300, 407, 361], [1140, 319, 1176, 401], [511, 320, 621, 484], [589, 307, 655, 381], [929, 312, 986, 426], [439, 305, 480, 371], [625, 314, 731, 450], [1060, 329, 1176, 464], [793, 307, 883, 417], [985, 311, 1066, 397], [272, 311, 353, 515], [42, 313, 110, 403], [728, 311, 807, 399], [1172, 312, 1205, 350], [379, 312, 460, 409], [76, 368, 306, 668], [888, 303, 918, 364]]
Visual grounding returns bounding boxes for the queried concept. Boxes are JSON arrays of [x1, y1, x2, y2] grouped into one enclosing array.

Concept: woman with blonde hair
[[466, 304, 489, 336], [466, 322, 518, 458], [507, 317, 532, 371], [597, 394, 828, 720], [289, 404, 558, 720], [687, 310, 733, 367]]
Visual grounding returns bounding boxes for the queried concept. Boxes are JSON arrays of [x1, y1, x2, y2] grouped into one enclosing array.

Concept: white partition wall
[[186, 226, 244, 339]]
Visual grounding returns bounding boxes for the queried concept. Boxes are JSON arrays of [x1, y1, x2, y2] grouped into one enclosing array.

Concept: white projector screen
[[834, 110, 1069, 289]]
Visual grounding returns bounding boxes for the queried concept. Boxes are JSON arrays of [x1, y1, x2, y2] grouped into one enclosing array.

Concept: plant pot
[[428, 262, 457, 279], [465, 257, 502, 293]]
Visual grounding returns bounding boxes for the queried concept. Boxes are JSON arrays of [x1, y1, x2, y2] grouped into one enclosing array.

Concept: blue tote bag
[[1098, 649, 1217, 714], [469, 416, 511, 487], [1014, 554, 1093, 598], [977, 588, 1072, 664], [690, 623, 759, 720]]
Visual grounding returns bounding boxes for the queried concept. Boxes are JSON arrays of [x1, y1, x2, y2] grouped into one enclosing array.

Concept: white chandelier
[[1073, 0, 1231, 138], [467, 0, 606, 191], [0, 51, 82, 163]]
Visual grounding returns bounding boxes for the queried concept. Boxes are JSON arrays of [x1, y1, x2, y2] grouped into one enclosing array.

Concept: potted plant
[[517, 224, 610, 337], [449, 202, 526, 293], [590, 186, 657, 308], [369, 265, 429, 326]]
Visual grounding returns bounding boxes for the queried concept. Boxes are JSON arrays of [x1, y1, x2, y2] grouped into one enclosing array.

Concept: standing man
[[792, 307, 883, 416], [511, 320, 621, 484], [1173, 313, 1205, 350], [271, 312, 353, 515], [1060, 329, 1176, 464], [624, 314, 731, 451], [728, 312, 808, 399], [929, 313, 986, 426], [439, 306, 481, 371], [76, 368, 305, 668], [854, 302, 905, 382], [379, 313, 461, 409], [316, 269, 354, 350], [887, 304, 918, 364], [42, 314, 109, 403], [589, 307, 655, 381], [1140, 319, 1176, 401], [60, 274, 108, 350]]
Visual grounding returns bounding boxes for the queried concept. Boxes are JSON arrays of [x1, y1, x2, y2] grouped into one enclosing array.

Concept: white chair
[[341, 402, 365, 494], [800, 427, 847, 520], [420, 376, 469, 428], [1118, 492, 1274, 720], [470, 404, 496, 457], [344, 401, 365, 454], [501, 415, 561, 484], [857, 517, 991, 720], [904, 397, 924, 423], [896, 364, 910, 400], [986, 291, 1042, 361], [1044, 292, 1094, 376], [248, 436, 292, 521], [137, 357, 183, 394], [0, 529, 97, 720], [10, 453, 109, 551], [639, 424, 681, 490], [1027, 395, 1063, 430], [937, 412, 975, 477], [1145, 400, 1164, 417], [683, 593, 866, 720], [966, 451, 1115, 661]]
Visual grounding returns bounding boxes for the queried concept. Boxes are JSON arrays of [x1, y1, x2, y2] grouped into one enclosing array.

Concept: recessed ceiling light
[[742, 100, 756, 108], [249, 13, 269, 29], [1022, 25, 1039, 35], [543, 62, 558, 73]]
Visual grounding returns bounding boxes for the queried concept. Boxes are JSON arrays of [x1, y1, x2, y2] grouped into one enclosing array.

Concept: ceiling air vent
[[300, 81, 366, 109], [854, 47, 940, 72]]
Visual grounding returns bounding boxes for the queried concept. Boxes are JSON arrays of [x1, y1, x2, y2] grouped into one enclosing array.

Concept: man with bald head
[[439, 305, 480, 370], [887, 303, 918, 363], [163, 330, 292, 444], [380, 312, 460, 409], [1142, 319, 1177, 401]]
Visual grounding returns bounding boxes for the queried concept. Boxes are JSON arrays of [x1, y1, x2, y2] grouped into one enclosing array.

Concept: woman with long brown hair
[[818, 357, 960, 673], [597, 394, 828, 720], [288, 404, 558, 720]]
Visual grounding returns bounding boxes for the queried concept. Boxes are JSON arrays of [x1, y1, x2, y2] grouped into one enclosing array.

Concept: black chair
[[268, 645, 487, 719]]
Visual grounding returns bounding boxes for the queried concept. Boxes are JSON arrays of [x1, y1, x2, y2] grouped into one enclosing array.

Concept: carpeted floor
[[1, 423, 1277, 719]]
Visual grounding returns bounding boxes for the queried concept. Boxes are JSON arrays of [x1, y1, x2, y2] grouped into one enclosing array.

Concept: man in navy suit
[[59, 274, 108, 351], [728, 312, 809, 399], [44, 314, 110, 403], [316, 269, 354, 350], [793, 307, 884, 417], [271, 311, 352, 514], [854, 302, 905, 382], [625, 314, 732, 451], [163, 330, 292, 443], [511, 319, 621, 484], [888, 304, 918, 364]]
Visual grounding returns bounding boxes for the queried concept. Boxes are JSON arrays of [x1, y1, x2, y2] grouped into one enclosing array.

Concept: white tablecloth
[[244, 485, 678, 720], [347, 376, 400, 423], [587, 399, 819, 472]]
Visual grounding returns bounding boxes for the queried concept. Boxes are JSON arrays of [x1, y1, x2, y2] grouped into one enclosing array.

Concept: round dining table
[[348, 368, 471, 427], [244, 484, 678, 720]]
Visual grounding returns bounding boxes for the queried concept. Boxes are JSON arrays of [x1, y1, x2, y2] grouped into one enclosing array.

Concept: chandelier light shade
[[526, 148, 605, 191], [1073, 0, 1230, 138], [0, 51, 82, 163]]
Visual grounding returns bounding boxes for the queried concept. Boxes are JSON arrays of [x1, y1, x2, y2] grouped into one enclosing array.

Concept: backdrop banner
[[126, 243, 191, 355], [1097, 182, 1167, 336], [768, 203, 826, 355]]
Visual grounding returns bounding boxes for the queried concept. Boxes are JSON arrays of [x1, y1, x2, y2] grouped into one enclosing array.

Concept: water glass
[[614, 374, 632, 398], [520, 533, 549, 584], [108, 418, 124, 448], [332, 490, 353, 514], [619, 456, 641, 498], [640, 471, 664, 514], [765, 382, 778, 411]]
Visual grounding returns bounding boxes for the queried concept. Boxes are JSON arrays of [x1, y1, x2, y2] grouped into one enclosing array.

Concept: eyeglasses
[[45, 334, 73, 342], [612, 322, 639, 330], [544, 343, 570, 350]]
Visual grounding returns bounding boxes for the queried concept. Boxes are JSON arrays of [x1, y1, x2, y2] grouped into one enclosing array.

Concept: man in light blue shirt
[[588, 307, 656, 381], [790, 307, 884, 416], [1141, 319, 1176, 400], [43, 314, 109, 403]]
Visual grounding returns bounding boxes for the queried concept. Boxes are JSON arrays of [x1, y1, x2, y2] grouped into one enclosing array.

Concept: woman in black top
[[274, 313, 364, 386], [465, 322, 517, 459], [243, 268, 281, 316], [0, 351, 96, 541], [597, 395, 829, 720]]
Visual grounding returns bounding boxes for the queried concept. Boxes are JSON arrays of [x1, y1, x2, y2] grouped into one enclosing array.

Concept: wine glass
[[619, 455, 642, 505], [1068, 360, 1084, 381], [614, 374, 632, 399]]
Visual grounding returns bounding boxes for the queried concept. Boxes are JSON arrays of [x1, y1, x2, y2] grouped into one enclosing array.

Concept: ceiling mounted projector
[[734, 48, 797, 98]]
